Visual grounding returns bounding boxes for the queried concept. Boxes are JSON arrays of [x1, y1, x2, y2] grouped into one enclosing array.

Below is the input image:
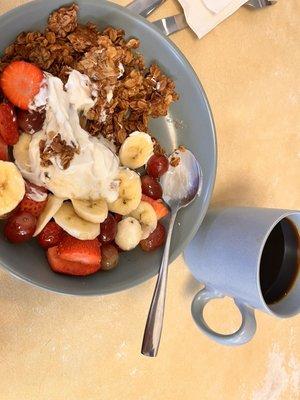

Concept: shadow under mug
[[184, 207, 300, 345]]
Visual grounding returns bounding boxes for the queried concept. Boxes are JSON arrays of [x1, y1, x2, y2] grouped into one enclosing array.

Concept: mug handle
[[191, 287, 257, 346]]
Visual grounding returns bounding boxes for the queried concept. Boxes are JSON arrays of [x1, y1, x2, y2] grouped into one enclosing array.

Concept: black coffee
[[260, 218, 299, 305]]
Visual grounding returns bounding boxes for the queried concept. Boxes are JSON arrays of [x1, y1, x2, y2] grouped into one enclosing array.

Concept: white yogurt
[[161, 148, 199, 203], [16, 70, 120, 202]]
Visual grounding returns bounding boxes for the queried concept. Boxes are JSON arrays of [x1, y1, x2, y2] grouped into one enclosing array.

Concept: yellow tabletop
[[0, 1, 299, 399]]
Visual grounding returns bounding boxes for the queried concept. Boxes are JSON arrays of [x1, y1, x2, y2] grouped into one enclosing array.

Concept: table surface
[[0, 1, 299, 399]]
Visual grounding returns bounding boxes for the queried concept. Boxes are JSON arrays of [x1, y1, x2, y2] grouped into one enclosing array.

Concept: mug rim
[[256, 211, 300, 317]]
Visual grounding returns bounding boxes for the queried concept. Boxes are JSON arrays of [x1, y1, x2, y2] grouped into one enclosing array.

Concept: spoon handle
[[141, 208, 178, 357]]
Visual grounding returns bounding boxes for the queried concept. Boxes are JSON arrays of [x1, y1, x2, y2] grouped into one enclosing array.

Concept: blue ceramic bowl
[[0, 0, 217, 295]]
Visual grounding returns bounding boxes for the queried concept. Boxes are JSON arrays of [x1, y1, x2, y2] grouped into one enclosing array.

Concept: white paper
[[202, 0, 235, 14], [178, 0, 248, 38]]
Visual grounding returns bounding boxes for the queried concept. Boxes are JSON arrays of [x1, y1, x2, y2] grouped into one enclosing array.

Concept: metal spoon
[[126, 0, 166, 18], [246, 0, 277, 7], [141, 149, 203, 357], [151, 0, 277, 36]]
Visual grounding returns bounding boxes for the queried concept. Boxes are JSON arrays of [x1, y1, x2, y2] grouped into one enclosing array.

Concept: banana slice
[[34, 195, 64, 236], [0, 161, 25, 216], [54, 202, 100, 240], [13, 133, 31, 172], [119, 131, 153, 169], [108, 169, 142, 215], [130, 201, 157, 240], [115, 217, 142, 251], [71, 198, 108, 224]]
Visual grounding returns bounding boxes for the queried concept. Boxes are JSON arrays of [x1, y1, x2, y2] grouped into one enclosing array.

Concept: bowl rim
[[0, 0, 217, 296]]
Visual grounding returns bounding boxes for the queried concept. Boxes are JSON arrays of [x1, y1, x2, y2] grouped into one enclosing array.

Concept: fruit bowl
[[0, 0, 216, 295]]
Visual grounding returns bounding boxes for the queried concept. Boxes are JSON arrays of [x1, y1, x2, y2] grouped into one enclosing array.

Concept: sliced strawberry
[[18, 196, 47, 218], [0, 134, 8, 160], [38, 221, 64, 249], [58, 235, 101, 266], [47, 246, 100, 276], [25, 181, 48, 202], [141, 194, 169, 219], [0, 61, 43, 110], [0, 103, 19, 145]]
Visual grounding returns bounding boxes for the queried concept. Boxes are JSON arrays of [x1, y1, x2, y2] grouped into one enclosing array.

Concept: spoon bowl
[[165, 149, 203, 208]]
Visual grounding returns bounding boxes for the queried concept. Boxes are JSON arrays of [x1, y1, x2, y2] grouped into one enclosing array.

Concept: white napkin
[[178, 0, 248, 38], [202, 0, 237, 13]]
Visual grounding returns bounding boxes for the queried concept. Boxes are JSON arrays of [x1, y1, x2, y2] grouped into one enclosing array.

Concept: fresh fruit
[[0, 61, 43, 110], [37, 221, 64, 249], [13, 132, 31, 172], [101, 243, 119, 270], [113, 213, 122, 223], [108, 169, 142, 215], [19, 182, 48, 218], [47, 246, 100, 276], [17, 109, 45, 133], [141, 175, 162, 200], [34, 195, 64, 236], [58, 235, 101, 265], [71, 198, 108, 224], [54, 202, 100, 240], [25, 181, 48, 202], [115, 217, 142, 251], [0, 103, 19, 145], [0, 160, 25, 216], [19, 196, 47, 218], [119, 131, 153, 169], [98, 213, 117, 243], [146, 154, 169, 178], [4, 211, 36, 243], [141, 194, 169, 220], [0, 135, 8, 161], [114, 242, 124, 253], [140, 221, 166, 252], [130, 200, 157, 240]]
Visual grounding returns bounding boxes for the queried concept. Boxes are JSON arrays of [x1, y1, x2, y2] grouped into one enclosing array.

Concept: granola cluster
[[39, 132, 79, 170], [0, 3, 178, 147], [170, 146, 186, 167]]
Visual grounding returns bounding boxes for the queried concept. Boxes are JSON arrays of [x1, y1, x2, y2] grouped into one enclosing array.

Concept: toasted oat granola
[[39, 133, 79, 170], [170, 155, 181, 167], [0, 3, 178, 149]]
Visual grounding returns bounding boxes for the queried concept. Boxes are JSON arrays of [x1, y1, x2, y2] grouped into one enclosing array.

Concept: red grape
[[140, 222, 166, 251], [17, 109, 45, 134], [146, 154, 169, 179], [99, 213, 117, 243], [4, 211, 36, 243], [101, 243, 119, 270], [141, 175, 162, 200], [113, 213, 122, 223]]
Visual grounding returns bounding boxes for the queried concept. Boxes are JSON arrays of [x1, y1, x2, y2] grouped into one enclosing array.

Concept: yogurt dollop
[[16, 70, 120, 202], [160, 148, 200, 203]]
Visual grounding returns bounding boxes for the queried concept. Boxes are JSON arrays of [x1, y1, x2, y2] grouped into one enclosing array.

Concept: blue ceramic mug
[[184, 207, 300, 346]]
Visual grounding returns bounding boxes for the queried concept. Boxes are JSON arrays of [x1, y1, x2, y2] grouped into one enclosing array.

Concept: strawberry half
[[47, 246, 101, 276], [38, 221, 64, 249], [0, 61, 43, 110], [19, 196, 47, 218], [0, 103, 19, 145], [58, 235, 101, 265], [141, 194, 169, 220], [0, 134, 8, 161]]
